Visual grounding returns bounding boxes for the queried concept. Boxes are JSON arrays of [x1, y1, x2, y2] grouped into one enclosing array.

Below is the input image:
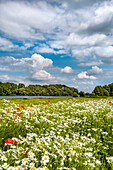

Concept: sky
[[0, 0, 113, 92]]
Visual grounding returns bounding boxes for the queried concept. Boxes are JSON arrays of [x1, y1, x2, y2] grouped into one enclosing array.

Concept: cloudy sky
[[0, 0, 113, 92]]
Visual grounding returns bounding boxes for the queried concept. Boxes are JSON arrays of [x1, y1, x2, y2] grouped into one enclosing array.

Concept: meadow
[[0, 97, 113, 170]]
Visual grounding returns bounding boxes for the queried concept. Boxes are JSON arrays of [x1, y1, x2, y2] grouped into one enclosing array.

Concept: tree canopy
[[0, 82, 78, 96]]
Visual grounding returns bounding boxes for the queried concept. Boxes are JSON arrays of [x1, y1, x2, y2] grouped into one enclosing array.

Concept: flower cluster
[[0, 98, 113, 169]]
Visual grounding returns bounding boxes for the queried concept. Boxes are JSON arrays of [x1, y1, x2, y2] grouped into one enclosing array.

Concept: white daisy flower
[[2, 163, 8, 169], [1, 156, 7, 161], [42, 155, 49, 165], [7, 167, 15, 170]]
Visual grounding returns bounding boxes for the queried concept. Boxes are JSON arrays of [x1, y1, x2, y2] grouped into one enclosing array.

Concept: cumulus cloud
[[0, 37, 19, 51], [34, 44, 66, 54], [0, 54, 54, 81], [77, 71, 97, 79], [61, 66, 74, 74], [87, 66, 103, 75], [1, 0, 113, 91], [79, 61, 103, 66]]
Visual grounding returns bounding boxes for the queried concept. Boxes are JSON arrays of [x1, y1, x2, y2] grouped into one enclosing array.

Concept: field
[[0, 97, 113, 170]]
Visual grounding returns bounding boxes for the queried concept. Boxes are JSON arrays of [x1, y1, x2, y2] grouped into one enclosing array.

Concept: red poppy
[[30, 105, 33, 107], [18, 112, 22, 117], [47, 115, 49, 118], [17, 108, 20, 110], [48, 99, 50, 102], [7, 108, 10, 113], [109, 101, 112, 104], [15, 115, 17, 119], [21, 106, 25, 109], [5, 138, 14, 146], [0, 119, 3, 121]]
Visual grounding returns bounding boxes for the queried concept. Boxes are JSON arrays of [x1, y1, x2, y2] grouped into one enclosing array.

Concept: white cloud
[[0, 54, 54, 81], [77, 71, 96, 79], [61, 66, 74, 74], [66, 33, 106, 46], [0, 37, 19, 51], [32, 70, 54, 80], [87, 66, 103, 75], [79, 61, 103, 66], [34, 44, 55, 54]]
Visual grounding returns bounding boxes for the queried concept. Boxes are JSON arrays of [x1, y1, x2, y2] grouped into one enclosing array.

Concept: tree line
[[0, 82, 78, 97], [92, 83, 113, 97], [0, 81, 113, 97]]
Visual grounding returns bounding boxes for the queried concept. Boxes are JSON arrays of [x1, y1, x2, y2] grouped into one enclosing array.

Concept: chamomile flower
[[7, 167, 15, 170], [42, 167, 48, 170], [37, 168, 42, 170], [2, 163, 8, 169], [29, 152, 35, 158], [42, 155, 49, 165], [1, 156, 7, 161], [22, 158, 29, 164]]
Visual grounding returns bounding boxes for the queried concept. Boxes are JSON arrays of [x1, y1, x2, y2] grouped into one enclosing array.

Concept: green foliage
[[0, 82, 78, 96], [0, 97, 113, 169], [79, 91, 85, 97], [72, 92, 78, 97], [92, 83, 113, 97]]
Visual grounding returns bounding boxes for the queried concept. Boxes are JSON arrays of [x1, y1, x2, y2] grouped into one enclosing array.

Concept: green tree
[[79, 91, 85, 97], [72, 92, 78, 97]]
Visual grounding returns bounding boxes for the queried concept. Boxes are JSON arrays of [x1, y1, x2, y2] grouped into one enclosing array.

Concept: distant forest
[[0, 82, 78, 97], [0, 81, 113, 97]]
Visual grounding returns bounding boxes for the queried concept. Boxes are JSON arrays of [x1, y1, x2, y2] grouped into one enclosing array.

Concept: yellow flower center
[[32, 167, 36, 170], [75, 157, 77, 161], [30, 154, 33, 156], [22, 164, 26, 167], [3, 157, 6, 160], [24, 158, 28, 161], [45, 168, 48, 170], [44, 157, 48, 160]]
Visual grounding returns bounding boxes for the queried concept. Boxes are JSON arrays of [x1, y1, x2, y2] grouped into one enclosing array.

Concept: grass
[[0, 97, 113, 169]]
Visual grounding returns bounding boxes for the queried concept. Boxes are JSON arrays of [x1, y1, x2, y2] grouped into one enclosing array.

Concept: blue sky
[[0, 0, 113, 92]]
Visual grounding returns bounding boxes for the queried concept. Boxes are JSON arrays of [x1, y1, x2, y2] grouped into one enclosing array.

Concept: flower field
[[0, 97, 113, 170]]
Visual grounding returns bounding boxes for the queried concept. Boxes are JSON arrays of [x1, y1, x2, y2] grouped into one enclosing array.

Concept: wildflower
[[90, 138, 96, 143], [17, 108, 20, 110], [2, 163, 8, 169], [30, 105, 33, 107], [37, 168, 42, 170], [43, 167, 48, 170], [47, 115, 49, 118], [42, 155, 49, 165], [84, 152, 93, 157], [0, 118, 3, 121], [22, 158, 29, 163], [75, 157, 77, 161], [15, 115, 17, 119], [109, 101, 112, 104], [7, 167, 15, 170], [1, 156, 7, 161], [29, 152, 35, 158], [30, 163, 35, 167], [48, 99, 50, 102], [96, 160, 101, 165], [5, 138, 14, 146], [21, 106, 25, 109], [18, 112, 22, 117]]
